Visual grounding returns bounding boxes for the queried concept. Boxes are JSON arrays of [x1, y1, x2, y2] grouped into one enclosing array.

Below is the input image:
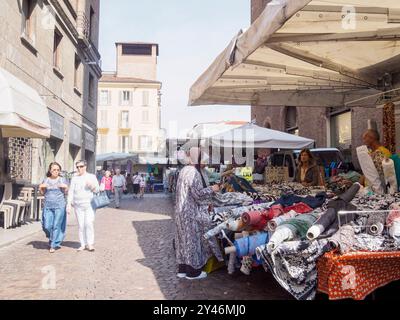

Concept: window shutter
[[130, 91, 134, 106]]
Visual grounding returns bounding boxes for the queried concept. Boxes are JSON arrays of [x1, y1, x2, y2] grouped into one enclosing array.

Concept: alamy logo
[[342, 6, 356, 30], [341, 265, 357, 290], [41, 265, 56, 290]]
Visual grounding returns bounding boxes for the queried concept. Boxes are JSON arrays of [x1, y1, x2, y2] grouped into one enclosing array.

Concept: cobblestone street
[[0, 195, 292, 300]]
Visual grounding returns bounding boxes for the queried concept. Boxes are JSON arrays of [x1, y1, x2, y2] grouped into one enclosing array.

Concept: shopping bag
[[91, 191, 111, 210]]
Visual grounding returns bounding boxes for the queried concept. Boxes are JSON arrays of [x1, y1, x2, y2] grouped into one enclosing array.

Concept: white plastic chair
[[3, 183, 27, 227]]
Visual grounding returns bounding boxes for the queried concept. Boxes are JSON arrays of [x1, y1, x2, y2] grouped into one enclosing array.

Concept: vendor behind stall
[[295, 149, 323, 187]]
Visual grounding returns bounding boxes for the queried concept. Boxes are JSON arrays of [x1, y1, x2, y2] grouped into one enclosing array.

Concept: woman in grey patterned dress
[[175, 148, 223, 280]]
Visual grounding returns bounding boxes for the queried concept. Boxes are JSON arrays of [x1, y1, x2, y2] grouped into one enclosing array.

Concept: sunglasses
[[76, 165, 86, 169]]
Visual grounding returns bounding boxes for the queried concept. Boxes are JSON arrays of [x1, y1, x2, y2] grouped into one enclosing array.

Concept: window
[[74, 54, 81, 90], [120, 136, 131, 153], [120, 90, 132, 106], [99, 90, 110, 106], [285, 106, 298, 134], [89, 6, 95, 41], [142, 110, 149, 123], [122, 44, 152, 56], [142, 91, 149, 106], [120, 111, 130, 129], [53, 29, 63, 69], [99, 110, 108, 128], [139, 136, 152, 151], [89, 73, 95, 104], [100, 135, 107, 154], [22, 0, 36, 41]]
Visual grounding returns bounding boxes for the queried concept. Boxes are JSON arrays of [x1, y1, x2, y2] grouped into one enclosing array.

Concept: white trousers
[[74, 203, 95, 247]]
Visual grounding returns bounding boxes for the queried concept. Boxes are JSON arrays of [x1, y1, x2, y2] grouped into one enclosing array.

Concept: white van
[[268, 148, 346, 182]]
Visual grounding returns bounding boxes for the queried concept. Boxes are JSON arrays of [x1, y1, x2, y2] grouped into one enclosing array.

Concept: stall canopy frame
[[189, 0, 400, 108]]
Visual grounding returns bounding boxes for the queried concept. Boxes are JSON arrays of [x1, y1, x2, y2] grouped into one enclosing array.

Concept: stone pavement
[[0, 195, 293, 300]]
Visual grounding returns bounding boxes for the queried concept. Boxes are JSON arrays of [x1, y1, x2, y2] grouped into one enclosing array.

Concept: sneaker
[[185, 272, 207, 280], [77, 246, 86, 252], [177, 273, 186, 279], [49, 248, 56, 254], [88, 246, 95, 252]]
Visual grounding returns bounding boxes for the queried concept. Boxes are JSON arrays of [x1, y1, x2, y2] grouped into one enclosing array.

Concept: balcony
[[76, 11, 90, 41]]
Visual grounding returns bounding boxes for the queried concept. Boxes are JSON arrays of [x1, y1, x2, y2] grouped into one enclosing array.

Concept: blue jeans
[[42, 207, 67, 249]]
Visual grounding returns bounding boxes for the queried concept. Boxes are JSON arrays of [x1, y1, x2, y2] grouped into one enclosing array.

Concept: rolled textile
[[383, 158, 398, 195], [266, 204, 285, 220], [268, 210, 298, 232], [242, 210, 268, 230], [204, 202, 273, 239], [281, 213, 319, 240], [367, 212, 386, 236], [227, 218, 245, 232], [357, 145, 384, 195], [267, 224, 297, 253], [328, 225, 355, 254], [306, 183, 360, 240], [227, 251, 237, 275], [234, 232, 269, 258]]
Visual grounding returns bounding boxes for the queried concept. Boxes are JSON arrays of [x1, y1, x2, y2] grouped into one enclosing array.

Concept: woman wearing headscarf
[[174, 147, 223, 280]]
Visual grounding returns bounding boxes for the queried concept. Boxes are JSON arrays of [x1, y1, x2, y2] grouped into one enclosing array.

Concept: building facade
[[250, 0, 387, 168], [0, 0, 102, 184], [97, 42, 162, 155]]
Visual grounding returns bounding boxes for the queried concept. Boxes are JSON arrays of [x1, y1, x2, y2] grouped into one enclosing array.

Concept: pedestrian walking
[[100, 170, 113, 199], [39, 162, 69, 254], [175, 147, 223, 280], [67, 160, 100, 252], [139, 174, 146, 199], [132, 172, 141, 198], [149, 173, 155, 193], [126, 173, 134, 194], [112, 169, 126, 208]]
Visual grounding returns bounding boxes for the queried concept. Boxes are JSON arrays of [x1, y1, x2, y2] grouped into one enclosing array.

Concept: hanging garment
[[357, 146, 384, 194], [390, 154, 400, 191], [383, 102, 396, 154], [267, 210, 298, 232], [256, 239, 331, 300], [307, 183, 360, 240], [383, 158, 398, 194], [234, 232, 269, 258]]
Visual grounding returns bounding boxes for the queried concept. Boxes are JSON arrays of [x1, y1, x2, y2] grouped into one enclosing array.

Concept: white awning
[[189, 0, 400, 107], [204, 123, 314, 149], [0, 68, 50, 138]]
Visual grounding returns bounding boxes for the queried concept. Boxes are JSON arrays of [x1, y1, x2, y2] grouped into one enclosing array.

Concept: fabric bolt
[[267, 224, 297, 253], [175, 166, 223, 270], [257, 239, 331, 300], [383, 158, 398, 194], [268, 210, 298, 232], [255, 182, 325, 198], [283, 202, 313, 214], [227, 251, 237, 275], [318, 251, 400, 300], [212, 192, 253, 207], [357, 146, 384, 195], [273, 192, 327, 209], [328, 225, 355, 255], [281, 213, 319, 240], [241, 211, 268, 230], [366, 213, 386, 236], [234, 232, 269, 258], [383, 102, 396, 154]]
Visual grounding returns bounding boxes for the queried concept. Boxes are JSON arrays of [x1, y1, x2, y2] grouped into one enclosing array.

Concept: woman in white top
[[139, 174, 146, 199], [67, 160, 100, 252]]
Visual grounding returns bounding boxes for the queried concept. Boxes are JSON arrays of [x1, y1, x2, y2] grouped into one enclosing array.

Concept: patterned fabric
[[370, 150, 386, 184], [318, 251, 400, 300], [212, 192, 253, 207], [353, 234, 399, 252], [257, 239, 331, 300], [254, 182, 325, 198], [383, 102, 396, 154], [175, 166, 223, 269]]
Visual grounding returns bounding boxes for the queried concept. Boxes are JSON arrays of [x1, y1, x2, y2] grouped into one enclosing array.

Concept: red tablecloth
[[317, 251, 400, 300]]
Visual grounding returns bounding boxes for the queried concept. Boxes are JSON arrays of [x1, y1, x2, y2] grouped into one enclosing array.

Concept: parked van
[[268, 148, 347, 182]]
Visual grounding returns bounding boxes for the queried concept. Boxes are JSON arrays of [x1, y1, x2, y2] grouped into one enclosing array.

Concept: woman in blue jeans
[[39, 162, 69, 253]]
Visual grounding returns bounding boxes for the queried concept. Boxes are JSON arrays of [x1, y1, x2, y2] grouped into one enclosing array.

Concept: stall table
[[317, 251, 400, 300]]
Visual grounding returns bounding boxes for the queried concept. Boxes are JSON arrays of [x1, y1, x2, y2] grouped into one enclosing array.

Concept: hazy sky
[[99, 0, 251, 138]]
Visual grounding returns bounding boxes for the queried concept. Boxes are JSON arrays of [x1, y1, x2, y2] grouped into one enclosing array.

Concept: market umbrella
[[205, 123, 314, 149], [95, 153, 138, 164]]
